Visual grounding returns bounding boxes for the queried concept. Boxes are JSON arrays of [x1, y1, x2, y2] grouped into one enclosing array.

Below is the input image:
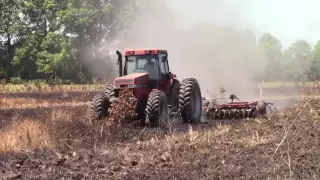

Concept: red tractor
[[91, 49, 202, 128]]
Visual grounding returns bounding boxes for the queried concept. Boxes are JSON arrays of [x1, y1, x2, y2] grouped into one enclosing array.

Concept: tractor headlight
[[127, 84, 138, 88], [127, 84, 147, 88]]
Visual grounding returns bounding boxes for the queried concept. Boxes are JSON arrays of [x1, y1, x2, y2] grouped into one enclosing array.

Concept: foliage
[[0, 0, 139, 83], [0, 0, 320, 83]]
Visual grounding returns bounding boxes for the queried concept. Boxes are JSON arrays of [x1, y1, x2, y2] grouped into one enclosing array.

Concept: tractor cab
[[116, 49, 176, 91]]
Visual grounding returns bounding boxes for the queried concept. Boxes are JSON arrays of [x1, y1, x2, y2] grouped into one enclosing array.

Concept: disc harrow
[[202, 94, 274, 120]]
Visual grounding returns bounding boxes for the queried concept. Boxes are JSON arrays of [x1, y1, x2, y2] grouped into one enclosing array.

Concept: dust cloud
[[114, 0, 265, 99]]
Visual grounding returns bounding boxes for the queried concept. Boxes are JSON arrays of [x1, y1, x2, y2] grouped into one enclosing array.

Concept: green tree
[[55, 0, 139, 82], [12, 0, 67, 80], [0, 0, 22, 78], [306, 40, 320, 80], [284, 40, 312, 81], [4, 0, 320, 84], [9, 0, 139, 82], [256, 33, 283, 81]]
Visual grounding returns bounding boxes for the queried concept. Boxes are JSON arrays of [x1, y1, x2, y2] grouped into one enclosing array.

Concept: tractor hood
[[113, 73, 149, 88]]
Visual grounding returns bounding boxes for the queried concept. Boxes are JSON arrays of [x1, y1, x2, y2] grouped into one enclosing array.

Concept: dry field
[[0, 87, 319, 179], [0, 82, 318, 110]]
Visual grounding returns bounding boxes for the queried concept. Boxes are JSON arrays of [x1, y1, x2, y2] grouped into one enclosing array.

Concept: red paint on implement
[[217, 101, 259, 109]]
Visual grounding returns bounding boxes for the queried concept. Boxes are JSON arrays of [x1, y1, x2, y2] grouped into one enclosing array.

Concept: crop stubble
[[0, 90, 319, 179]]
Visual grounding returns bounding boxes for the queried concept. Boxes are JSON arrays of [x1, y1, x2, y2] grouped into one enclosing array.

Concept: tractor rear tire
[[91, 94, 111, 120], [179, 78, 202, 123], [145, 89, 169, 128]]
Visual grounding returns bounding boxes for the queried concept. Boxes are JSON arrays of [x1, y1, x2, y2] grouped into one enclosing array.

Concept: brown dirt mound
[[0, 98, 319, 179]]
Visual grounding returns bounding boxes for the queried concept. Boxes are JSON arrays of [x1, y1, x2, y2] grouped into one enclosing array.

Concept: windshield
[[126, 55, 159, 79]]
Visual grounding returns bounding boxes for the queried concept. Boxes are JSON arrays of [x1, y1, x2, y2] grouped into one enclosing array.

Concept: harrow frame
[[202, 95, 274, 120]]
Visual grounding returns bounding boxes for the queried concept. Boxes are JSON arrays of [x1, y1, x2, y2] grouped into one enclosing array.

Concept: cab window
[[159, 53, 169, 75]]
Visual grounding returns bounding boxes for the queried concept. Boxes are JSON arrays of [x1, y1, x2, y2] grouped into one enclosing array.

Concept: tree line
[[1, 0, 319, 84], [0, 0, 138, 84], [255, 33, 320, 82]]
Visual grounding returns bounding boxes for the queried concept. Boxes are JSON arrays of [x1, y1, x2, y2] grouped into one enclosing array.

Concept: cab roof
[[124, 49, 167, 56]]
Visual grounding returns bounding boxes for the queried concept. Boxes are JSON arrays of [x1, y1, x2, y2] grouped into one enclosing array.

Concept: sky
[[168, 0, 320, 48]]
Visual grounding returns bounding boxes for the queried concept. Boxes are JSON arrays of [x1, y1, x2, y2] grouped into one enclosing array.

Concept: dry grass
[[0, 101, 89, 110], [0, 98, 61, 108], [0, 97, 319, 179], [0, 119, 56, 153], [0, 106, 93, 153], [1, 81, 320, 94], [1, 82, 317, 94], [0, 97, 71, 105], [0, 92, 96, 110], [0, 84, 105, 93], [261, 81, 320, 88]]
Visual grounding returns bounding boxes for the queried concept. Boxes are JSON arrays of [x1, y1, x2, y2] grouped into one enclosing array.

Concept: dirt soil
[[0, 98, 319, 179]]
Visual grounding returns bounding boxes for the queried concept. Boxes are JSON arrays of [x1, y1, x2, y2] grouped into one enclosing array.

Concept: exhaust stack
[[116, 50, 123, 76]]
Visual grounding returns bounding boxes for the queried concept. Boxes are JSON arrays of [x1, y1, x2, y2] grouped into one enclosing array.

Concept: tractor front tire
[[91, 94, 111, 120], [179, 78, 202, 123], [145, 90, 169, 129], [105, 83, 115, 98]]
